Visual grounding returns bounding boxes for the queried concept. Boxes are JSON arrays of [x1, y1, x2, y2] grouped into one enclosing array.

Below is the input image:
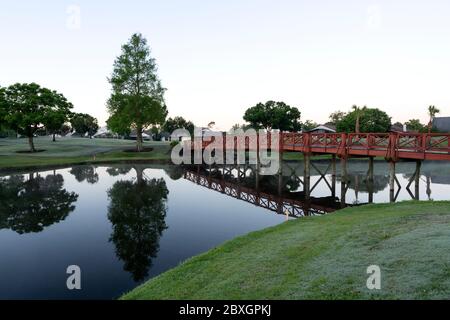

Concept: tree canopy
[[0, 83, 73, 151], [405, 119, 426, 133], [162, 116, 195, 136], [243, 101, 301, 131], [70, 113, 99, 138], [107, 33, 168, 151], [335, 106, 392, 133]]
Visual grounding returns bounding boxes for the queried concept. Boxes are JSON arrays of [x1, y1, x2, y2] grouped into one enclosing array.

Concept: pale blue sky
[[1, 0, 450, 129]]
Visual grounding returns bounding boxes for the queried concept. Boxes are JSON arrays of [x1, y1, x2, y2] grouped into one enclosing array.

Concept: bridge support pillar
[[368, 157, 374, 182], [389, 161, 396, 202], [340, 157, 348, 207], [415, 160, 421, 200], [331, 155, 337, 197], [304, 153, 311, 199]]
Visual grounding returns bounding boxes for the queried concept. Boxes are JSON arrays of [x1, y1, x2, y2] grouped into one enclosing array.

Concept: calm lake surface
[[1, 160, 450, 299]]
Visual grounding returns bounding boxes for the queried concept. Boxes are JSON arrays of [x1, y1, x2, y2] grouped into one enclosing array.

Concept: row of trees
[[238, 102, 442, 134], [0, 83, 99, 152]]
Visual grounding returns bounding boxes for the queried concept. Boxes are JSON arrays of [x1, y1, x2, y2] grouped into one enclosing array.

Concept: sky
[[1, 0, 450, 130]]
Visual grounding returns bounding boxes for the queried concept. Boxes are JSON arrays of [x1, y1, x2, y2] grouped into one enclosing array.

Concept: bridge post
[[389, 161, 396, 202], [415, 160, 421, 200], [368, 180, 374, 203], [304, 153, 311, 200], [368, 157, 374, 182], [340, 156, 348, 206], [331, 155, 336, 197]]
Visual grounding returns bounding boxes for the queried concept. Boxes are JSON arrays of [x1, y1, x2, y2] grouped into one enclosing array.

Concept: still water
[[0, 160, 449, 299]]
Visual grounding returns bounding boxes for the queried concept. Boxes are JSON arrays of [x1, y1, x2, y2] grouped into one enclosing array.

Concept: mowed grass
[[0, 137, 171, 169], [123, 201, 450, 300]]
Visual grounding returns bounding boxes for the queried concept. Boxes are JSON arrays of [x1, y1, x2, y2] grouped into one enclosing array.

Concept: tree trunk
[[355, 114, 360, 134], [134, 166, 144, 184], [136, 125, 143, 152], [52, 133, 56, 142], [28, 136, 36, 153]]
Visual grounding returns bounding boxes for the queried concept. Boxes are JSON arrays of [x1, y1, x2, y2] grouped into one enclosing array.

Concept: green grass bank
[[123, 201, 450, 300], [0, 137, 172, 171]]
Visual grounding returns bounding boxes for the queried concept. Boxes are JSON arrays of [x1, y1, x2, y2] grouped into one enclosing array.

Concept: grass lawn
[[0, 136, 171, 170], [122, 201, 450, 300]]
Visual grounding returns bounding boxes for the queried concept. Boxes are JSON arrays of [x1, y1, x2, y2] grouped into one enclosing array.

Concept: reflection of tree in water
[[107, 167, 169, 282], [164, 166, 184, 181], [338, 174, 389, 193], [70, 166, 99, 184], [106, 167, 132, 177], [0, 173, 78, 234]]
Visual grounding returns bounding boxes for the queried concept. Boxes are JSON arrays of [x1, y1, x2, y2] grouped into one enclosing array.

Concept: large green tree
[[243, 101, 301, 132], [107, 33, 168, 152], [70, 113, 99, 138], [162, 116, 195, 136], [0, 83, 73, 152], [336, 106, 391, 133]]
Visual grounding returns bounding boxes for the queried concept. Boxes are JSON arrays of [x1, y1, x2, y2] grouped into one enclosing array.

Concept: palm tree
[[427, 105, 440, 133], [352, 105, 362, 133]]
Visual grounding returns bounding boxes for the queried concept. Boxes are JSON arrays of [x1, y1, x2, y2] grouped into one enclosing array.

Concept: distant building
[[128, 129, 152, 141], [433, 117, 450, 133], [93, 126, 119, 139], [307, 124, 336, 134], [390, 123, 407, 133]]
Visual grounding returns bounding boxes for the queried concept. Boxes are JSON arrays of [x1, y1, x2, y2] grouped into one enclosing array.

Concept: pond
[[0, 160, 449, 299]]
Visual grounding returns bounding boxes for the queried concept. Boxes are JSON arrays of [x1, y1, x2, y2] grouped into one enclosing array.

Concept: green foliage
[[302, 120, 319, 132], [243, 100, 301, 131], [328, 111, 345, 125], [70, 113, 99, 138], [336, 106, 392, 133], [405, 119, 426, 132], [107, 33, 168, 151], [162, 116, 195, 135], [170, 140, 180, 149], [0, 83, 73, 151]]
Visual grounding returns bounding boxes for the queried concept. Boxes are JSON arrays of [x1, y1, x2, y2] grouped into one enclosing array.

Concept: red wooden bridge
[[199, 132, 450, 161]]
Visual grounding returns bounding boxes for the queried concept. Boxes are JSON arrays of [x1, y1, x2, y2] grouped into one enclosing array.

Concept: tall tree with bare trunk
[[427, 105, 440, 133]]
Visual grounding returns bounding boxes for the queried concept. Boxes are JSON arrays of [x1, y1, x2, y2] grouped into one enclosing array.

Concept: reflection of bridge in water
[[183, 165, 355, 218]]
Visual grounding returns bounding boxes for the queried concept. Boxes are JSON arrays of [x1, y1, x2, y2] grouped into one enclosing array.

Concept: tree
[[328, 111, 345, 125], [44, 110, 69, 142], [243, 101, 301, 132], [162, 116, 195, 136], [70, 113, 99, 138], [0, 87, 7, 132], [1, 83, 73, 152], [352, 105, 362, 133], [336, 106, 391, 133], [405, 119, 426, 132], [428, 105, 440, 133], [107, 168, 168, 281], [302, 120, 318, 132], [107, 33, 168, 152]]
